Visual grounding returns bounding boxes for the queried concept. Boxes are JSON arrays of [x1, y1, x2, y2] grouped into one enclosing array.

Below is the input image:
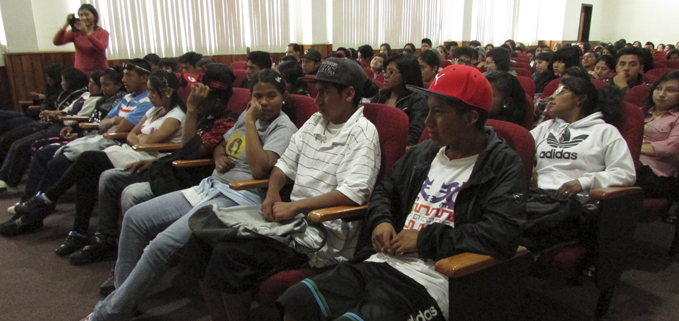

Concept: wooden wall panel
[[3, 44, 332, 110]]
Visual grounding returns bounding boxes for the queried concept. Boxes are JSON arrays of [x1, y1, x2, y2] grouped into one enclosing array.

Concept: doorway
[[578, 4, 593, 42]]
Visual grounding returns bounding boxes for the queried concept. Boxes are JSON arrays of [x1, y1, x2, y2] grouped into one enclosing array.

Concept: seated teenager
[[551, 46, 581, 78], [0, 70, 184, 237], [300, 48, 321, 76], [178, 58, 381, 321], [483, 48, 514, 75], [485, 71, 528, 126], [582, 51, 598, 72], [177, 52, 203, 101], [452, 47, 475, 67], [369, 53, 386, 79], [635, 71, 679, 205], [371, 53, 429, 145], [421, 38, 432, 51], [278, 64, 526, 321], [590, 55, 616, 80], [244, 51, 272, 88], [79, 69, 299, 321], [63, 64, 239, 260], [531, 77, 634, 199], [286, 43, 302, 60], [0, 68, 95, 195], [667, 49, 679, 61], [278, 60, 310, 97], [7, 64, 146, 215], [0, 64, 65, 135], [158, 58, 178, 72], [657, 44, 666, 52], [379, 43, 391, 56], [357, 44, 374, 67], [436, 45, 448, 61], [418, 49, 440, 83], [143, 53, 160, 73], [609, 47, 645, 93], [0, 67, 88, 167], [445, 41, 458, 60]]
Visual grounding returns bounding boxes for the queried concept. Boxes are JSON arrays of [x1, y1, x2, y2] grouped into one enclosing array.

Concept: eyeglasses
[[553, 85, 571, 96], [384, 69, 400, 77], [123, 63, 151, 74], [454, 58, 472, 66]]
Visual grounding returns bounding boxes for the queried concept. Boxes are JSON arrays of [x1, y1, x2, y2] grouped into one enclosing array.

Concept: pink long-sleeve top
[[640, 107, 679, 177], [53, 27, 110, 73]]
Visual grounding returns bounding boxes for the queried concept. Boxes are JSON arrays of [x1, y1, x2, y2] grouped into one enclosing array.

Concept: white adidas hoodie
[[531, 112, 636, 194]]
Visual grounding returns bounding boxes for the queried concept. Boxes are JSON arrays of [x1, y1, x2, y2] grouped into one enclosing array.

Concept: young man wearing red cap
[[278, 65, 526, 321]]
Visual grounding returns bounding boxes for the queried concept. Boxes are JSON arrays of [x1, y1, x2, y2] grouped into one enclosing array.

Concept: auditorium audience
[[357, 44, 374, 66], [484, 48, 513, 75], [53, 4, 109, 74], [371, 53, 428, 145], [180, 58, 381, 321], [178, 52, 203, 75], [582, 51, 597, 71], [380, 43, 391, 56], [452, 47, 475, 66], [0, 70, 185, 238], [158, 58, 178, 72], [244, 51, 272, 88], [143, 53, 160, 73], [278, 64, 524, 321], [551, 46, 581, 78], [278, 60, 310, 96], [667, 49, 679, 61]]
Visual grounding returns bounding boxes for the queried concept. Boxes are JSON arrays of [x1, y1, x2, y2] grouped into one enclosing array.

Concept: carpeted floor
[[1, 186, 678, 321]]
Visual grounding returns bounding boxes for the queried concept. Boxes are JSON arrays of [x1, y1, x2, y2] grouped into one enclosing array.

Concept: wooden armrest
[[435, 246, 529, 278], [60, 115, 90, 121], [589, 186, 642, 200], [28, 105, 41, 110], [229, 179, 269, 190], [18, 100, 33, 105], [103, 132, 129, 140], [133, 143, 181, 151], [406, 145, 412, 150], [79, 122, 100, 129], [307, 205, 368, 222], [172, 159, 213, 168]]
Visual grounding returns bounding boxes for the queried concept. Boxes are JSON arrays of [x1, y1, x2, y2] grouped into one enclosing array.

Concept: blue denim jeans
[[91, 189, 259, 321]]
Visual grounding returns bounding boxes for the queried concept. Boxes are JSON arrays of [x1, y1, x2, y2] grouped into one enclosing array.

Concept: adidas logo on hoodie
[[539, 129, 588, 160]]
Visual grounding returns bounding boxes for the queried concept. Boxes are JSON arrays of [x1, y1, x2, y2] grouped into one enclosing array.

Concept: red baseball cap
[[407, 65, 492, 113]]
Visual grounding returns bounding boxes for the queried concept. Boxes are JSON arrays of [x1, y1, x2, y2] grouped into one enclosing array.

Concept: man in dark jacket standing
[[278, 65, 526, 321]]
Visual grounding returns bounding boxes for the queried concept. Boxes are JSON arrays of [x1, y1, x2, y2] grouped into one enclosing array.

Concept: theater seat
[[655, 60, 679, 69], [233, 69, 248, 89], [643, 68, 672, 84], [229, 61, 247, 70], [304, 75, 318, 98], [624, 83, 653, 107], [227, 87, 251, 115], [511, 67, 532, 78], [517, 75, 536, 98]]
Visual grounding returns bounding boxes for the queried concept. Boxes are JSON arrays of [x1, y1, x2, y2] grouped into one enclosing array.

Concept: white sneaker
[[7, 202, 20, 214], [0, 180, 18, 195]]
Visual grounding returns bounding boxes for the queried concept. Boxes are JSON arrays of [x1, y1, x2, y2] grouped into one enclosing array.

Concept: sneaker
[[79, 313, 94, 321], [7, 202, 20, 215], [55, 231, 88, 256], [14, 194, 54, 215], [100, 275, 115, 297], [69, 232, 117, 266], [0, 215, 43, 237]]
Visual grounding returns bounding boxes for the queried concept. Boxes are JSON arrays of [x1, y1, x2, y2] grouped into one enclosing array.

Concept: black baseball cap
[[301, 58, 369, 91], [301, 48, 322, 62]]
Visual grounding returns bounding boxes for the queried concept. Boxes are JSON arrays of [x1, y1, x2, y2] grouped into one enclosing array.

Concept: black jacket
[[371, 89, 428, 146], [365, 127, 526, 261]]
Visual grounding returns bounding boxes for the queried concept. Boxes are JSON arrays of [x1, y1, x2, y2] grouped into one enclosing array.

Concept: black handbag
[[145, 135, 214, 196]]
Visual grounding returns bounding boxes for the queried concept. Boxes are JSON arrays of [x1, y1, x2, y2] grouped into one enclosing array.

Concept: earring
[[167, 94, 172, 98], [503, 104, 508, 109]]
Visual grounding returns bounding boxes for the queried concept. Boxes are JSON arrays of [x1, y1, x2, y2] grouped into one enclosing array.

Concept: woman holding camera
[[53, 4, 109, 74]]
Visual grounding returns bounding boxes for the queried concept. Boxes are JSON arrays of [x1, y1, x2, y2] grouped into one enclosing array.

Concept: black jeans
[[636, 164, 679, 200], [22, 145, 72, 202], [27, 151, 114, 234], [0, 123, 63, 187]]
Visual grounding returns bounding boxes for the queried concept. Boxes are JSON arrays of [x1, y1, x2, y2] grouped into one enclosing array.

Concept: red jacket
[[53, 28, 109, 73]]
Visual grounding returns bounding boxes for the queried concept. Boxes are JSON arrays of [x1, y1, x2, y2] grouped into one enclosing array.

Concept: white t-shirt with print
[[366, 148, 478, 320], [140, 105, 186, 143]]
